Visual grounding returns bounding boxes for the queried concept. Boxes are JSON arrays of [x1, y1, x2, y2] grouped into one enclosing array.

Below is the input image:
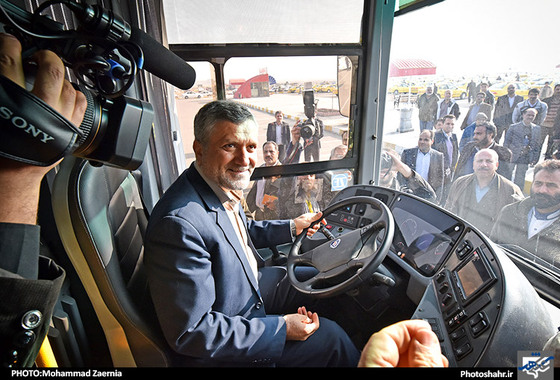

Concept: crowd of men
[[248, 109, 349, 221], [243, 83, 560, 268], [404, 83, 560, 268], [246, 139, 345, 221]]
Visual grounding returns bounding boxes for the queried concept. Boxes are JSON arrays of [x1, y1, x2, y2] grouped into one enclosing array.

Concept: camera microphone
[[128, 27, 196, 90], [0, 1, 158, 170], [70, 2, 196, 90]]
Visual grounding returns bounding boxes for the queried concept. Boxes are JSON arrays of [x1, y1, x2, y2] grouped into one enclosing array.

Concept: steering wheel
[[287, 196, 395, 298]]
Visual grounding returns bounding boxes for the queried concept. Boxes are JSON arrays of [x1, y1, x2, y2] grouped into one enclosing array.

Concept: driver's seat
[[51, 156, 173, 366]]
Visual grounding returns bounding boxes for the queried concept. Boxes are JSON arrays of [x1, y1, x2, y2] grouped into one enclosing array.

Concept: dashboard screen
[[454, 250, 493, 300], [391, 195, 463, 276]]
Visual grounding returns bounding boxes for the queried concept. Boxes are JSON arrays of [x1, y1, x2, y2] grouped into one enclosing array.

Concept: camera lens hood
[[0, 75, 81, 166]]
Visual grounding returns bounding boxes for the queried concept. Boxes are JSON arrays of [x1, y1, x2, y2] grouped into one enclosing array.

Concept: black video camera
[[300, 89, 316, 140], [0, 0, 155, 170]]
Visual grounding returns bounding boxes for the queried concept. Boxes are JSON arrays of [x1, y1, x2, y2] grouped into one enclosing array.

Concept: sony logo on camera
[[0, 106, 55, 144]]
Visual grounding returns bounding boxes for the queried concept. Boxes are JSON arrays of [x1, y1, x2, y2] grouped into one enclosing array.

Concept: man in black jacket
[[491, 159, 560, 268], [303, 107, 324, 162], [400, 130, 445, 203], [454, 121, 512, 180], [266, 111, 291, 162], [493, 83, 523, 143], [433, 115, 459, 202]]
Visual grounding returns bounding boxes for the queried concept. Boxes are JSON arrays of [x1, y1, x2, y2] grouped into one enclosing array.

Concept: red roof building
[[234, 74, 270, 99], [389, 59, 436, 77], [229, 78, 246, 86]]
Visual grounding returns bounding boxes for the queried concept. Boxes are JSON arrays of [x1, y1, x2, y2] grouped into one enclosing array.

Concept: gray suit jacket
[[400, 147, 445, 202], [144, 164, 292, 366]]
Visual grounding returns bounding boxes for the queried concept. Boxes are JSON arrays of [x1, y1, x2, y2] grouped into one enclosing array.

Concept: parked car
[[436, 83, 468, 99], [183, 90, 202, 98], [489, 82, 530, 98], [389, 82, 424, 95]]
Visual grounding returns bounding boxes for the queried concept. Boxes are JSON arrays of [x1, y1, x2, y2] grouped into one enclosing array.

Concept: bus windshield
[[165, 0, 560, 273], [382, 0, 560, 271]]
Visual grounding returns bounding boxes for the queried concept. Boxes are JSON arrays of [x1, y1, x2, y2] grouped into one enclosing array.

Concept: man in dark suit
[[479, 82, 494, 107], [433, 114, 460, 202], [460, 92, 493, 131], [504, 108, 542, 191], [400, 130, 445, 203], [0, 35, 87, 367], [493, 83, 524, 143], [246, 141, 284, 220], [144, 100, 360, 367], [454, 122, 512, 180], [266, 110, 291, 162]]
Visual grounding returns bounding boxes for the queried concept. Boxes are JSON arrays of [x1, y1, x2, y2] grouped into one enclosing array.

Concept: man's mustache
[[531, 192, 560, 208]]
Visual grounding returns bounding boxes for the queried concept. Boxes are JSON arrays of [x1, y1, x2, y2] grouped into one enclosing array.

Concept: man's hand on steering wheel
[[287, 196, 395, 298], [293, 212, 324, 236]]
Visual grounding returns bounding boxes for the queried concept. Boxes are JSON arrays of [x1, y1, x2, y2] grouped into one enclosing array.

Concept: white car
[[183, 90, 201, 98]]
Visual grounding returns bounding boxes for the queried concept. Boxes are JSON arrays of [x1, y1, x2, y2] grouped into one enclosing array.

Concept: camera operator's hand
[[0, 33, 87, 225], [290, 120, 301, 143], [385, 149, 412, 178]]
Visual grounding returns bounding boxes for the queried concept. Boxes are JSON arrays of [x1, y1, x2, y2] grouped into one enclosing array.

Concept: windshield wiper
[[499, 244, 560, 306], [500, 244, 560, 279]]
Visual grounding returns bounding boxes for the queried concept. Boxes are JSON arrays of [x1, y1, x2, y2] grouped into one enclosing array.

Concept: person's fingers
[[70, 90, 88, 127], [30, 49, 65, 106], [0, 36, 85, 126], [358, 320, 448, 367], [310, 311, 319, 326], [0, 33, 24, 86], [29, 49, 87, 126], [406, 327, 448, 367], [60, 80, 87, 126], [302, 312, 320, 337], [358, 327, 400, 367]]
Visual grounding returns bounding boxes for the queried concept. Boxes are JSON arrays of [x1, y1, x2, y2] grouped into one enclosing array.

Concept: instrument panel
[[327, 185, 465, 277], [322, 184, 556, 367], [391, 195, 464, 276], [420, 229, 503, 366]]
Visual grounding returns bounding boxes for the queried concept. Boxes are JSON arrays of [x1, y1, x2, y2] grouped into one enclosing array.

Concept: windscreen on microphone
[[129, 27, 196, 90]]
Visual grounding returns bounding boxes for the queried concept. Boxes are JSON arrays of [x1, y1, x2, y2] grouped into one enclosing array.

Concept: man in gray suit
[[266, 110, 291, 162], [400, 129, 445, 203], [504, 108, 542, 192], [144, 100, 360, 367], [493, 83, 524, 143]]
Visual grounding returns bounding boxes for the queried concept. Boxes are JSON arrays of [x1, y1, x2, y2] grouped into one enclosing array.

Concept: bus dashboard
[[315, 184, 559, 367]]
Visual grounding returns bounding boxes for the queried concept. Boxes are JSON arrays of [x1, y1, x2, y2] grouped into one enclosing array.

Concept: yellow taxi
[[488, 82, 530, 98], [388, 81, 424, 95], [436, 83, 468, 99], [288, 85, 302, 93]]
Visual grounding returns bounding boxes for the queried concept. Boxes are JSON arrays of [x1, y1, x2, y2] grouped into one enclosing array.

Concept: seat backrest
[[52, 157, 172, 367]]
